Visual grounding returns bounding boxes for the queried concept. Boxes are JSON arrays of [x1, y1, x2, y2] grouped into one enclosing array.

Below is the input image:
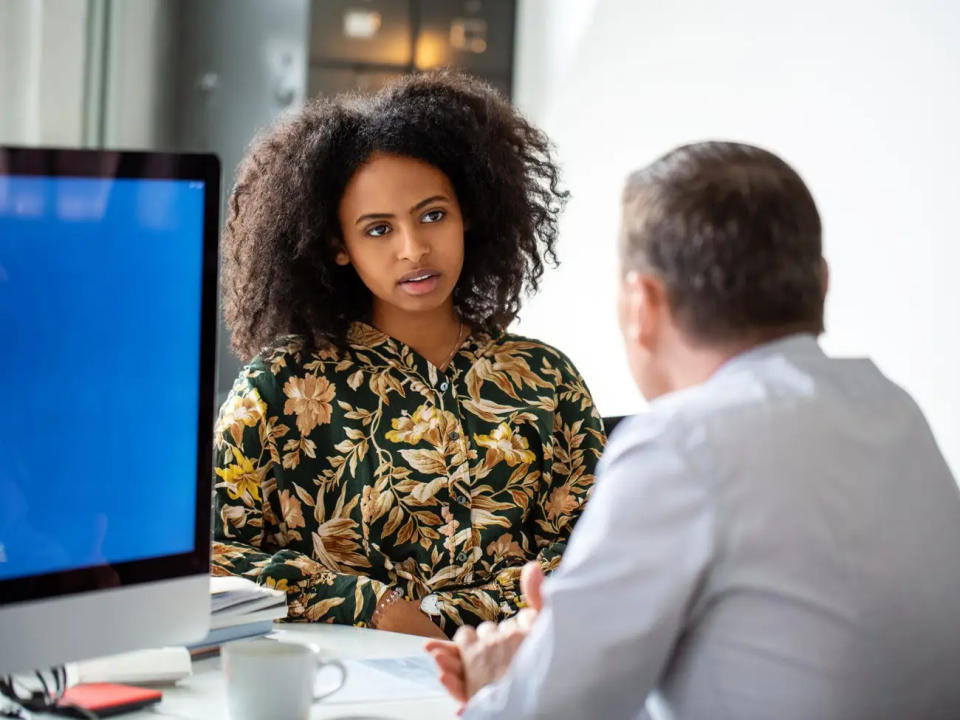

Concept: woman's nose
[[397, 227, 429, 263]]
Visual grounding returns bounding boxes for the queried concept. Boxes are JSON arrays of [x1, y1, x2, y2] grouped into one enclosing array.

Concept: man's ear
[[623, 271, 664, 349], [622, 271, 644, 344], [820, 257, 830, 301]]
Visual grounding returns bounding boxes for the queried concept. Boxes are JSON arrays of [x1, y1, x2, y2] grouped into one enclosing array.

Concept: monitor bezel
[[0, 146, 220, 605]]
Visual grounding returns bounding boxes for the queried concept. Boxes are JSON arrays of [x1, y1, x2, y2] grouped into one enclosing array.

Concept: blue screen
[[0, 176, 205, 581]]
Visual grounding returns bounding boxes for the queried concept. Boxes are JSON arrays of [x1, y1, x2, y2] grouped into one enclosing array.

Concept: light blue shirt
[[466, 335, 960, 720]]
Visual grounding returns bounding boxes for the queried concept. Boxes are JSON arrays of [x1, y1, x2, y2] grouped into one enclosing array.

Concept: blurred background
[[1, 0, 958, 478]]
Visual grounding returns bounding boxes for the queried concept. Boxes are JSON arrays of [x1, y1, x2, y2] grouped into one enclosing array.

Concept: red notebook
[[59, 683, 162, 716]]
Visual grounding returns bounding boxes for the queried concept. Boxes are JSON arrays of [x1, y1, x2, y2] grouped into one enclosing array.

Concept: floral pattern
[[211, 322, 605, 634]]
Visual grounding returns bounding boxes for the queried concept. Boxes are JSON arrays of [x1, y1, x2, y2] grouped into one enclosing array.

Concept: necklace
[[441, 320, 464, 370]]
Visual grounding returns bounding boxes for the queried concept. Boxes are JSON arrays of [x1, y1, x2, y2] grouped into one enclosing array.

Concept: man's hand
[[426, 639, 468, 704], [519, 560, 545, 612], [375, 598, 447, 639], [426, 561, 546, 706]]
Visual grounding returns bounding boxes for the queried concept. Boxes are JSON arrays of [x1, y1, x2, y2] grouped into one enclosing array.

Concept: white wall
[[513, 0, 960, 476]]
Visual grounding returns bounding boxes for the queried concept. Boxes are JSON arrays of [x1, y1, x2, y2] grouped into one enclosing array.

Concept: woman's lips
[[398, 270, 441, 296]]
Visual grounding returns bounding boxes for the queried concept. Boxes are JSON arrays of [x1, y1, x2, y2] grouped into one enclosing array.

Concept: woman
[[212, 70, 605, 638]]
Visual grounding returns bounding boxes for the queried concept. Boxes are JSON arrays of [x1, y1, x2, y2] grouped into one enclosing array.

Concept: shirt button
[[450, 430, 460, 441], [457, 494, 469, 504], [456, 552, 468, 563], [439, 381, 449, 392]]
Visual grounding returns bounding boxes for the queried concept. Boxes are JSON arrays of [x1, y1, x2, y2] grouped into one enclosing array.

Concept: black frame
[[0, 146, 220, 605], [602, 415, 626, 436]]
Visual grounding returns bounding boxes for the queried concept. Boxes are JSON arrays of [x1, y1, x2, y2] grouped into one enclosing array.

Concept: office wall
[[172, 0, 310, 407], [0, 0, 180, 149], [0, 1, 33, 142], [0, 0, 88, 146], [101, 0, 180, 149], [513, 0, 960, 476]]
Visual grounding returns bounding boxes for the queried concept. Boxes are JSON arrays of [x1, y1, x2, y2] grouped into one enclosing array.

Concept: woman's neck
[[371, 300, 464, 369]]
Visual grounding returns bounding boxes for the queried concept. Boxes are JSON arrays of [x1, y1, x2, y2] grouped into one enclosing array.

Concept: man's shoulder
[[599, 402, 697, 478], [605, 372, 747, 449], [600, 356, 846, 461], [602, 352, 920, 481]]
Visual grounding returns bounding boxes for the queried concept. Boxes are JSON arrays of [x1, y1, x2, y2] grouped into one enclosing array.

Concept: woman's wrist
[[370, 587, 404, 629]]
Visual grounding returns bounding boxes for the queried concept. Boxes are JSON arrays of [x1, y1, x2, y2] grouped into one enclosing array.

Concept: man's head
[[618, 141, 827, 399]]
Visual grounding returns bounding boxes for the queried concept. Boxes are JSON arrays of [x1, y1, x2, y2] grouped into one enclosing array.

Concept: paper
[[70, 646, 192, 685], [317, 654, 447, 705], [210, 576, 285, 614]]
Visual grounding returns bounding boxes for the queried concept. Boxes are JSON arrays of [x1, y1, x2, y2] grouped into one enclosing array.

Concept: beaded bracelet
[[370, 587, 404, 629]]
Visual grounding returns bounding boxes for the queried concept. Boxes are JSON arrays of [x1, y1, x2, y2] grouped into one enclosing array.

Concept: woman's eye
[[366, 224, 390, 237], [421, 209, 445, 224]]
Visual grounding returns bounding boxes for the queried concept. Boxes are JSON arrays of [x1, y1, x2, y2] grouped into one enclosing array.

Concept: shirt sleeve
[[211, 370, 388, 626], [463, 414, 716, 719], [433, 358, 606, 629]]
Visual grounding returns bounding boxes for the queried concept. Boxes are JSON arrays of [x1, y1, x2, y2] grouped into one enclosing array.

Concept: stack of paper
[[188, 576, 288, 653]]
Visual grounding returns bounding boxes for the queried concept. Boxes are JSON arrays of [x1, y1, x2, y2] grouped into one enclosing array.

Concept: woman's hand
[[375, 598, 447, 639]]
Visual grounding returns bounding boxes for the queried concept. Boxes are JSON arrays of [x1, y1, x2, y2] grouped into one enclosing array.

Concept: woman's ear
[[334, 240, 350, 266]]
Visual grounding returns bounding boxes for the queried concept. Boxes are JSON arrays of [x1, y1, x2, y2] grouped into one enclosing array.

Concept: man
[[427, 141, 960, 719]]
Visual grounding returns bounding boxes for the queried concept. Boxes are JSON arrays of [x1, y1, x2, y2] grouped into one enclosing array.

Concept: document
[[317, 654, 447, 704]]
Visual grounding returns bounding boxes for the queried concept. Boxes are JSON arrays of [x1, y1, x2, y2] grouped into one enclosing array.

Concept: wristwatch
[[419, 593, 441, 617]]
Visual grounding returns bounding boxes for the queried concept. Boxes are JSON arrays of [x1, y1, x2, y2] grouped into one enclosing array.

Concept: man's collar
[[712, 332, 823, 380]]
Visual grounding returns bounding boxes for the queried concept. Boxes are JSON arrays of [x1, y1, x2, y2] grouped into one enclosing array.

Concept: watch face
[[420, 593, 441, 616]]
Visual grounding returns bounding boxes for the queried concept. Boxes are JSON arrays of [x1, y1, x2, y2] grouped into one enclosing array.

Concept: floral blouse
[[211, 322, 605, 634]]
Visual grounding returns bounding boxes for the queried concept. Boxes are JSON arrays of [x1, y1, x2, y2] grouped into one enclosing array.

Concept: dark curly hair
[[222, 70, 568, 362]]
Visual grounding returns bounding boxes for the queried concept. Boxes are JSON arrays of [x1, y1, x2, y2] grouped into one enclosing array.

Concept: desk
[[63, 627, 457, 720]]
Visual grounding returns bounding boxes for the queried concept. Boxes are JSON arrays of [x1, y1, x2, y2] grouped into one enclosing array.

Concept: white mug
[[222, 638, 347, 720]]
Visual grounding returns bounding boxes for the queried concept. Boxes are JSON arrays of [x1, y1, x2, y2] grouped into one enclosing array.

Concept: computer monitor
[[0, 147, 220, 674]]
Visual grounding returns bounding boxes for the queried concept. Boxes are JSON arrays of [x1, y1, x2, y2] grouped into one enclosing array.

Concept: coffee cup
[[222, 638, 347, 720]]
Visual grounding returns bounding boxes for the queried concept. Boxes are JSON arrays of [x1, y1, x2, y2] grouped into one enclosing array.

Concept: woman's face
[[336, 153, 465, 318]]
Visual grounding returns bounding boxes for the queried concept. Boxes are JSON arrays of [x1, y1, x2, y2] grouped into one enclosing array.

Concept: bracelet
[[370, 587, 404, 629]]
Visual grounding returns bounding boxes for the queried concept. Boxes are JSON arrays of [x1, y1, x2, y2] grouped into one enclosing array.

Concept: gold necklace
[[441, 320, 464, 370]]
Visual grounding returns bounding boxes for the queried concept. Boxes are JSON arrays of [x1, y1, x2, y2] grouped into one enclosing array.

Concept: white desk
[[67, 627, 458, 720]]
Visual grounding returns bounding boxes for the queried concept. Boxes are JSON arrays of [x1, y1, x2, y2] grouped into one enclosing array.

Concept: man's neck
[[660, 328, 808, 396], [664, 345, 746, 392], [371, 300, 463, 369]]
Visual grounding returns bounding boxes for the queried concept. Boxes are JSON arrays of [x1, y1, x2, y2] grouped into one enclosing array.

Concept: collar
[[712, 332, 824, 380], [346, 320, 503, 366]]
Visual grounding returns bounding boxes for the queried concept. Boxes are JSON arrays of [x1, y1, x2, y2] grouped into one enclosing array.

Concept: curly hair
[[222, 70, 568, 361]]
